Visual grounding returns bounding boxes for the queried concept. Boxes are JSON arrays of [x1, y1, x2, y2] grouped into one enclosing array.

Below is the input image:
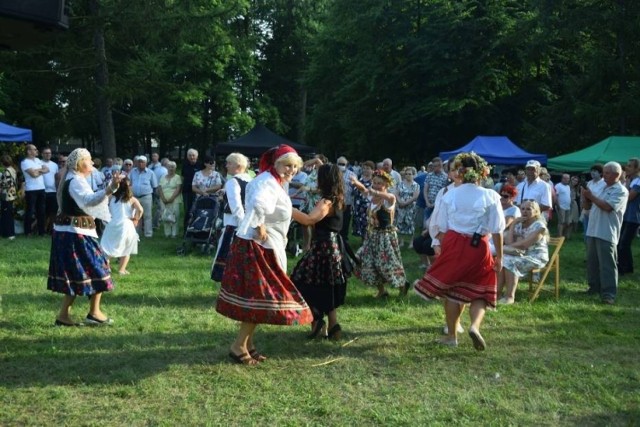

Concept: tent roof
[[0, 121, 32, 142], [214, 124, 315, 157], [547, 136, 640, 172], [440, 136, 547, 165]]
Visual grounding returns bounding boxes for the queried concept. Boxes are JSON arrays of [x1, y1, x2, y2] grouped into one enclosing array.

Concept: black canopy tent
[[214, 124, 316, 157]]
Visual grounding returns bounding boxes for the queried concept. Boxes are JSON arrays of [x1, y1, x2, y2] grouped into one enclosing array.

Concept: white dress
[[100, 198, 139, 257]]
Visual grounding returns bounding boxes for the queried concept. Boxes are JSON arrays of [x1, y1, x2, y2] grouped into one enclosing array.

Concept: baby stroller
[[177, 195, 223, 255]]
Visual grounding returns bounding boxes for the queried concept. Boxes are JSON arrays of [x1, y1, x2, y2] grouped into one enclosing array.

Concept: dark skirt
[[414, 230, 497, 307], [291, 232, 349, 320], [47, 230, 114, 296], [0, 200, 15, 238], [211, 225, 236, 282], [216, 238, 313, 325]]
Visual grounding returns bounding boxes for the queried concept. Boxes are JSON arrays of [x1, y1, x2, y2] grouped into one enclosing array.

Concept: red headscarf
[[259, 144, 298, 184]]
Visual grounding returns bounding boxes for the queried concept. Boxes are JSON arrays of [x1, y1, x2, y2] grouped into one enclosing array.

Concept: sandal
[[228, 351, 258, 365], [248, 349, 267, 362]]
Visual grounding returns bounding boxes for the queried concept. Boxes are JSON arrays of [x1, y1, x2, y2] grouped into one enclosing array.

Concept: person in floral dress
[[351, 160, 375, 239], [395, 166, 420, 248], [351, 170, 409, 298]]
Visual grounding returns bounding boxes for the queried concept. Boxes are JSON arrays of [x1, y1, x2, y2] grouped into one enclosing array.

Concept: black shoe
[[327, 323, 342, 340], [307, 319, 326, 339], [400, 281, 411, 296], [584, 288, 598, 295], [85, 314, 114, 326]]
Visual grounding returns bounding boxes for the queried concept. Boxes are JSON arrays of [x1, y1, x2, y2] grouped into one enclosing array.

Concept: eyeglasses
[[500, 194, 510, 198], [124, 163, 133, 166], [337, 163, 347, 166]]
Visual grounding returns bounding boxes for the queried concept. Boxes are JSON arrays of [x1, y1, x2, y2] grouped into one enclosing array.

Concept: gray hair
[[166, 161, 177, 169], [604, 161, 622, 176], [226, 152, 249, 171], [187, 148, 198, 157]]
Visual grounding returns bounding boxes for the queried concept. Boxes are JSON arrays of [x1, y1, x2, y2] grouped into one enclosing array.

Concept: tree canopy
[[0, 0, 638, 164]]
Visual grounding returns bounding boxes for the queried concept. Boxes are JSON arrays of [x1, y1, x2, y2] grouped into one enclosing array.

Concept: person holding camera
[[413, 152, 505, 351]]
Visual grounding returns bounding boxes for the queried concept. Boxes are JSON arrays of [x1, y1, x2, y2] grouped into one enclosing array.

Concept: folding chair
[[527, 236, 565, 302]]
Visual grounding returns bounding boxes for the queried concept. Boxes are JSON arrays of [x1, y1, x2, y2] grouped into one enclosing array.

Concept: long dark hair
[[317, 163, 344, 211], [113, 178, 133, 203]]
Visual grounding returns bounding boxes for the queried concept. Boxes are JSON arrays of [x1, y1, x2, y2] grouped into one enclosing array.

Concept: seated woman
[[498, 200, 549, 304]]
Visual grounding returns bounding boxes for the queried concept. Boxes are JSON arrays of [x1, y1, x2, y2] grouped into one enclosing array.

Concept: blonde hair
[[226, 152, 249, 171], [275, 152, 303, 169]]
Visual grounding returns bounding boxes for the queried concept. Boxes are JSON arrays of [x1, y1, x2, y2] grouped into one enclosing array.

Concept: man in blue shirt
[[129, 155, 158, 238]]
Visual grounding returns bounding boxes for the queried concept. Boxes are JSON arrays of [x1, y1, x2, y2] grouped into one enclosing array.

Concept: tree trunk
[[298, 85, 307, 144], [90, 0, 117, 159]]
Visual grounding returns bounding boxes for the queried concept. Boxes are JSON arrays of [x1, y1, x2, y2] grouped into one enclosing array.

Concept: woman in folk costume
[[414, 152, 505, 351], [211, 152, 252, 282], [291, 163, 355, 341], [47, 148, 123, 326], [216, 144, 312, 365]]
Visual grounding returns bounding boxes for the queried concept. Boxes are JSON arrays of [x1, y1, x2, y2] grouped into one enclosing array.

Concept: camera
[[470, 232, 481, 247]]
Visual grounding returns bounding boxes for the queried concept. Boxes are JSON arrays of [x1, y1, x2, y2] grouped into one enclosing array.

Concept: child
[[351, 170, 409, 298], [100, 178, 143, 275]]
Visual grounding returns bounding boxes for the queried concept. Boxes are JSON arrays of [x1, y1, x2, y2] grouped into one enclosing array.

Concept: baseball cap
[[137, 155, 148, 163], [525, 160, 541, 169]]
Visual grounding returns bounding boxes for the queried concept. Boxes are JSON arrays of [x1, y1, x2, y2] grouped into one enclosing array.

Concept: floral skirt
[[414, 230, 497, 307], [47, 230, 114, 296], [355, 228, 406, 288], [291, 233, 349, 319], [211, 225, 236, 282], [216, 238, 313, 325]]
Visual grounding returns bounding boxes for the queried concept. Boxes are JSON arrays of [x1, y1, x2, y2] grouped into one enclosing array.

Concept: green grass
[[1, 231, 639, 426]]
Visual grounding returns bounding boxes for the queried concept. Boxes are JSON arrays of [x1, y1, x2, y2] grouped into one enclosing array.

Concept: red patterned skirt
[[414, 230, 497, 308], [216, 238, 313, 325]]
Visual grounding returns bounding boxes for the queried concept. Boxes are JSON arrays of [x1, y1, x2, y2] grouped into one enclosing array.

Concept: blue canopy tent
[[440, 136, 547, 165], [0, 121, 32, 142]]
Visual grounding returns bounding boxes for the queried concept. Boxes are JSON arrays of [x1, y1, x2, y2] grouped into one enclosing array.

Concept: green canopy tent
[[547, 136, 640, 172]]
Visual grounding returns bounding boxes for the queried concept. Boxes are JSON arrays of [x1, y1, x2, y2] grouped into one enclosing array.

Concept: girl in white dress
[[100, 179, 143, 275]]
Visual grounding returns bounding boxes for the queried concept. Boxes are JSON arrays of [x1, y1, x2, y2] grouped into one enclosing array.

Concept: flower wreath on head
[[452, 151, 490, 184], [372, 169, 394, 187]]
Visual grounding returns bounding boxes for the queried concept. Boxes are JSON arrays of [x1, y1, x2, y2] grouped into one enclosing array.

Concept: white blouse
[[223, 172, 252, 227], [434, 183, 505, 237], [236, 172, 292, 270], [53, 172, 111, 238]]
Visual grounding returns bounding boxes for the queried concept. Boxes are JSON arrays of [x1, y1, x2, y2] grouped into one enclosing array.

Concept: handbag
[[161, 209, 176, 223]]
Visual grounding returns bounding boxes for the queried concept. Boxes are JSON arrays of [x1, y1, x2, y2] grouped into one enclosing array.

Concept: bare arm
[[292, 199, 332, 226]]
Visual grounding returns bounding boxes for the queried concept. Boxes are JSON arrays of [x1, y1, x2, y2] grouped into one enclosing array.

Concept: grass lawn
[[1, 230, 639, 426]]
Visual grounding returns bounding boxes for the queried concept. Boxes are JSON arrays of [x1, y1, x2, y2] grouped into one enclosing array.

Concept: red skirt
[[216, 238, 313, 325], [414, 230, 497, 307]]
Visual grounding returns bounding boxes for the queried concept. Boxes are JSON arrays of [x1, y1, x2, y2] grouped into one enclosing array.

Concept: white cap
[[136, 155, 148, 163], [525, 160, 541, 169]]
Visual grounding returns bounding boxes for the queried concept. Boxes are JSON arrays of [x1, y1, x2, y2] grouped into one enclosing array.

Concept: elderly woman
[[211, 152, 252, 281], [47, 148, 123, 326], [395, 166, 420, 248], [0, 154, 18, 240], [351, 160, 375, 238], [216, 145, 312, 365], [192, 155, 223, 199], [158, 161, 183, 238], [497, 200, 549, 304], [414, 152, 505, 351]]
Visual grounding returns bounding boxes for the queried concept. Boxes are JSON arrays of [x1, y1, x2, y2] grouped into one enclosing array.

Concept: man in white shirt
[[516, 160, 552, 216], [382, 158, 402, 189], [20, 144, 49, 236], [40, 147, 59, 233], [554, 173, 572, 238]]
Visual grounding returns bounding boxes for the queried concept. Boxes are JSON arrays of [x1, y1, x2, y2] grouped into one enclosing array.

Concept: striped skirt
[[47, 230, 114, 296], [414, 230, 497, 307], [216, 238, 313, 325]]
